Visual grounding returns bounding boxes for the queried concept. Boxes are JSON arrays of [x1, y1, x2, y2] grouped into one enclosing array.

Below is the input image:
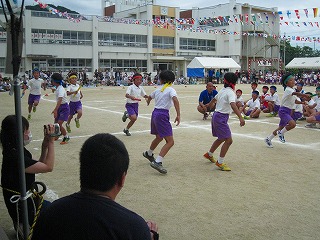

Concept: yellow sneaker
[[27, 114, 31, 120], [203, 152, 216, 163], [66, 123, 71, 133], [32, 106, 37, 112], [75, 118, 80, 128], [215, 162, 231, 171]]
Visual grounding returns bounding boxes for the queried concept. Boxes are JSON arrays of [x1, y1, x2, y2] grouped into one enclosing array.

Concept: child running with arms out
[[22, 68, 46, 120], [203, 72, 245, 171], [51, 73, 70, 145], [122, 73, 148, 136], [66, 71, 83, 133], [143, 70, 180, 174], [264, 73, 311, 148]]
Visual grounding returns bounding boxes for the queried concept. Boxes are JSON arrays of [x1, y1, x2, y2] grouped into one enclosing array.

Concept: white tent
[[286, 57, 320, 69], [187, 57, 241, 77]]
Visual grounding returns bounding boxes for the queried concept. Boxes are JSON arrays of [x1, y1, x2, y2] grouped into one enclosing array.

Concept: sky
[[17, 0, 320, 48]]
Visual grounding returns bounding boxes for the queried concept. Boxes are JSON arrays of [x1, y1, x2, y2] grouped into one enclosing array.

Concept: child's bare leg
[[76, 109, 82, 119], [159, 136, 174, 158], [126, 114, 137, 129], [67, 115, 73, 125], [149, 134, 163, 151], [58, 120, 67, 136], [209, 138, 225, 153], [219, 137, 233, 158]]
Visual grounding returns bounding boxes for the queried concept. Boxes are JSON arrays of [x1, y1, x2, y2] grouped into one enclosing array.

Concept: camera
[[45, 123, 61, 137]]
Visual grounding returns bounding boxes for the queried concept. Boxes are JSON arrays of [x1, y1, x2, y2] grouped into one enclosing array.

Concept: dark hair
[[159, 70, 175, 84], [80, 133, 129, 192], [281, 73, 293, 88], [132, 73, 142, 81], [223, 72, 238, 88], [252, 90, 259, 96], [0, 115, 29, 150], [51, 72, 63, 85], [251, 82, 258, 86], [236, 89, 242, 93], [262, 86, 269, 90]]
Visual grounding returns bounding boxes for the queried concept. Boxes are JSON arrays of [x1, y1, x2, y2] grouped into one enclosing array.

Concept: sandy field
[[1, 83, 319, 240]]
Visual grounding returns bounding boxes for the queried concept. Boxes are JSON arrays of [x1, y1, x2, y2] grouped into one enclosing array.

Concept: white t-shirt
[[215, 87, 236, 114], [66, 84, 81, 102], [150, 86, 177, 110], [55, 85, 68, 104], [313, 96, 320, 111], [281, 87, 295, 109], [265, 93, 281, 105], [126, 84, 147, 103], [236, 96, 244, 106], [246, 98, 260, 111], [27, 78, 44, 95], [294, 97, 303, 113]]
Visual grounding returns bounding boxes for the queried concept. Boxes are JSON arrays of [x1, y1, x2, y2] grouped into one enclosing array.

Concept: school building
[[0, 0, 280, 77]]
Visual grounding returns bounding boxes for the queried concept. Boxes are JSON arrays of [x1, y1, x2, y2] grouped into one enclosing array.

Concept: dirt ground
[[1, 83, 319, 240]]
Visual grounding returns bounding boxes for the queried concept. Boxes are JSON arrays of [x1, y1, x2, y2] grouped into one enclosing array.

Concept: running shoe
[[60, 136, 70, 145], [143, 151, 155, 162], [123, 129, 131, 136], [150, 161, 167, 174], [264, 137, 273, 148], [215, 162, 231, 171], [122, 111, 128, 122], [75, 118, 80, 128], [203, 152, 216, 163], [66, 123, 71, 133], [277, 130, 285, 143]]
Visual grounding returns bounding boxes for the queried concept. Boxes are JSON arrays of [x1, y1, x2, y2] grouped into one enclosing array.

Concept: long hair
[[0, 115, 29, 151]]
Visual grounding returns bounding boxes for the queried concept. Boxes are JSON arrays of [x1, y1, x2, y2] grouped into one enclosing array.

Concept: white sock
[[268, 134, 275, 140], [147, 149, 153, 156], [280, 128, 288, 134], [218, 157, 224, 164], [155, 156, 163, 163], [208, 151, 213, 157]]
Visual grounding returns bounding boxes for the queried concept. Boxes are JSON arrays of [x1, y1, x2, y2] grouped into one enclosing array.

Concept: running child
[[22, 68, 46, 120], [263, 85, 281, 117], [143, 70, 180, 174], [203, 72, 245, 171], [264, 73, 311, 148], [122, 73, 148, 136], [66, 72, 83, 133], [51, 73, 70, 145]]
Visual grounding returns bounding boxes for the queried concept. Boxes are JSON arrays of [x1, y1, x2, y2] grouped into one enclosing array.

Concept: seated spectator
[[303, 92, 317, 118], [197, 82, 218, 120], [263, 86, 280, 117], [1, 115, 55, 234], [260, 86, 269, 110], [240, 90, 261, 119], [305, 87, 320, 128], [235, 89, 244, 110], [32, 133, 159, 240]]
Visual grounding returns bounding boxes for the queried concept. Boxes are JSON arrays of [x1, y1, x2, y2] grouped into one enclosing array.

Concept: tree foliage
[[280, 40, 320, 65]]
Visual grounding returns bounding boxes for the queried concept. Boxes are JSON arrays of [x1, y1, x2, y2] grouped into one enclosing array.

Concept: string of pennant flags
[[33, 0, 320, 43]]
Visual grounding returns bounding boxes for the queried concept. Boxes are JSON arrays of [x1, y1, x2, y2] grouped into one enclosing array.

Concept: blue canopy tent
[[187, 57, 241, 77]]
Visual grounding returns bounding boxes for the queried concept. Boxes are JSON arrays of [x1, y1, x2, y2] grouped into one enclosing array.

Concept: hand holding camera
[[44, 123, 61, 138]]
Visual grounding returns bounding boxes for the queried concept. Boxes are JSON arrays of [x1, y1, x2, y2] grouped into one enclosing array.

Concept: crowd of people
[[1, 68, 320, 239]]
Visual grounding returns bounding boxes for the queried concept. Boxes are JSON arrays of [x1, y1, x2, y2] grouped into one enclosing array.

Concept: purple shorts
[[212, 112, 231, 139], [28, 94, 41, 105], [125, 103, 139, 117], [316, 114, 320, 121], [55, 103, 70, 122], [69, 101, 82, 116], [245, 110, 252, 116], [150, 108, 172, 138], [274, 105, 280, 113], [292, 112, 302, 121], [278, 106, 293, 127]]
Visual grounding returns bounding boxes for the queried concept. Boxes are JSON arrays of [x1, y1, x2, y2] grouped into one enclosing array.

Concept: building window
[[98, 32, 147, 48], [153, 36, 174, 49], [99, 59, 147, 72], [31, 29, 92, 45], [180, 38, 215, 51]]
